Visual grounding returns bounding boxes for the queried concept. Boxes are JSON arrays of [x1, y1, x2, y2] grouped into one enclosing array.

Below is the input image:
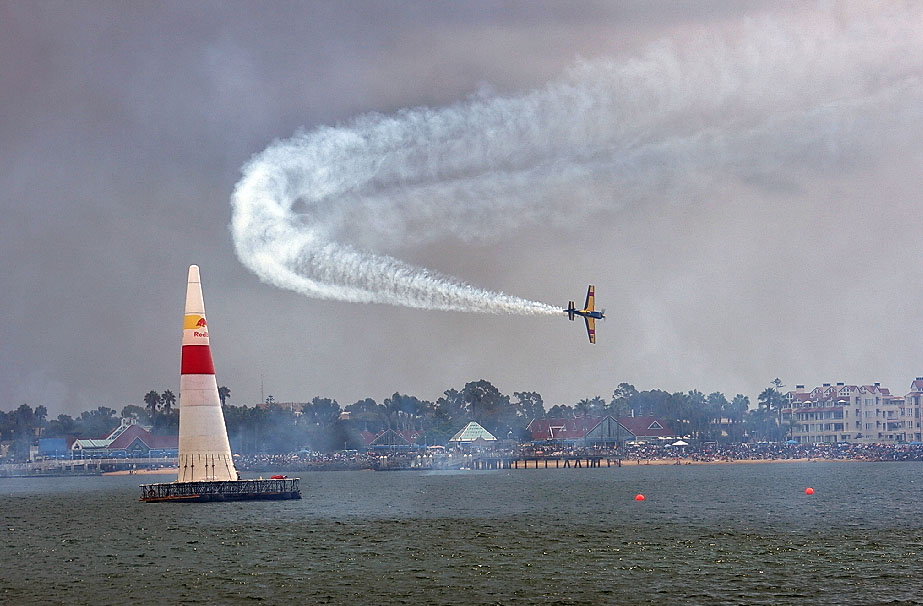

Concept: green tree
[[461, 380, 510, 434], [152, 408, 179, 435], [383, 393, 430, 433], [0, 404, 40, 460], [728, 394, 750, 423], [306, 397, 342, 427], [77, 407, 119, 438], [300, 397, 343, 451], [725, 394, 750, 442], [34, 405, 47, 430], [435, 389, 465, 423], [575, 398, 592, 417], [512, 391, 545, 424], [782, 416, 800, 441], [143, 390, 161, 416], [611, 383, 638, 416], [590, 396, 606, 415], [44, 414, 77, 439], [758, 383, 786, 441], [218, 386, 231, 407], [161, 390, 176, 413], [631, 389, 671, 418], [705, 392, 729, 441], [121, 404, 149, 422], [684, 390, 710, 440], [546, 404, 575, 418], [609, 385, 638, 450], [344, 398, 383, 432], [383, 393, 418, 431]]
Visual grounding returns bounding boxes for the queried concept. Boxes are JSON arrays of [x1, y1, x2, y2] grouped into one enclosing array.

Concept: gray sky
[[3, 1, 922, 417]]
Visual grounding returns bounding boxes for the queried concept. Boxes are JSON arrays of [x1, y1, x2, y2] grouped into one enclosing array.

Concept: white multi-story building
[[782, 379, 923, 444]]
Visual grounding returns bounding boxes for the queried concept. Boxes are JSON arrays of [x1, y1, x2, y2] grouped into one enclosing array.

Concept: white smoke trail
[[231, 5, 923, 314]]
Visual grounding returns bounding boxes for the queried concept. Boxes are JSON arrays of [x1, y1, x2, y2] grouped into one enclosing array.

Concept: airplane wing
[[584, 285, 595, 312], [584, 317, 596, 344]]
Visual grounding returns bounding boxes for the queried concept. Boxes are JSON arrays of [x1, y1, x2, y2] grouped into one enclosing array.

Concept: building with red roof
[[360, 428, 423, 450], [527, 415, 674, 446], [70, 420, 177, 457]]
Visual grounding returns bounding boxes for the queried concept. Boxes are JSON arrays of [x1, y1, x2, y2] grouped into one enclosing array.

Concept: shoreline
[[102, 468, 178, 476], [3, 456, 897, 478], [625, 456, 839, 466]]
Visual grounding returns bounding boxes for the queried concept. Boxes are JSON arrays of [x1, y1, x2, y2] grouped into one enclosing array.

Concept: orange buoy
[[805, 487, 814, 495], [635, 494, 645, 501]]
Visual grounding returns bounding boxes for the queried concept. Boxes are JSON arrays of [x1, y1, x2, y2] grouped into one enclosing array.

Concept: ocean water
[[1, 462, 922, 605]]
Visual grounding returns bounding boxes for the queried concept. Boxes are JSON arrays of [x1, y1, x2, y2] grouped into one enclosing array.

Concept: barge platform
[[140, 478, 301, 502]]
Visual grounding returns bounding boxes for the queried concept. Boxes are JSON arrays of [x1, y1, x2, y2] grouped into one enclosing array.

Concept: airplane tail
[[567, 301, 575, 321]]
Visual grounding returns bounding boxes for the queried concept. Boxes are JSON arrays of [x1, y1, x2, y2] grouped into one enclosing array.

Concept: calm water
[[2, 462, 922, 605]]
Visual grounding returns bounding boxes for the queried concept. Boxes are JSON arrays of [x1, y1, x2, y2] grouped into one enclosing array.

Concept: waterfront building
[[447, 421, 497, 449], [361, 428, 423, 451], [783, 379, 923, 444], [67, 419, 177, 458], [527, 415, 674, 447]]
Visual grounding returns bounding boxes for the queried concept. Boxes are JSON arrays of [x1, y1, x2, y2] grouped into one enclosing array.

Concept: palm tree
[[575, 399, 592, 417], [686, 390, 708, 440], [218, 386, 231, 407], [706, 392, 729, 441], [783, 416, 801, 441], [725, 394, 750, 441], [589, 396, 607, 416], [143, 390, 161, 416], [758, 385, 786, 441], [728, 394, 750, 423], [383, 394, 404, 430], [161, 390, 176, 413]]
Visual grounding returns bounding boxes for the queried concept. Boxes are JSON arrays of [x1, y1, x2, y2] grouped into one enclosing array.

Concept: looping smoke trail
[[231, 5, 922, 314]]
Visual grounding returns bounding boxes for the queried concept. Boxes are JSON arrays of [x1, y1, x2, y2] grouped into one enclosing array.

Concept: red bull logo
[[195, 316, 208, 337], [184, 314, 209, 337]]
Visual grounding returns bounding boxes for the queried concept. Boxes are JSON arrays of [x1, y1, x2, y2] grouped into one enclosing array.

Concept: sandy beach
[[102, 468, 177, 476]]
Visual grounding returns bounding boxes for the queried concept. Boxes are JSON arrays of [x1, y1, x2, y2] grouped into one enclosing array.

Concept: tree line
[[1, 379, 794, 460]]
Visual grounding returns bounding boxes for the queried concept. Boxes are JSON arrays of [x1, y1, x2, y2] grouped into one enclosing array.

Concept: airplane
[[565, 285, 605, 344]]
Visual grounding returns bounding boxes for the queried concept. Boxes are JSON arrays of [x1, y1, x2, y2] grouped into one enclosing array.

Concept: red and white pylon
[[177, 265, 238, 482]]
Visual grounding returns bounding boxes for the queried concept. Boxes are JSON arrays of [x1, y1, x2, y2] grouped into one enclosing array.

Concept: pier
[[0, 456, 177, 477], [468, 455, 622, 470]]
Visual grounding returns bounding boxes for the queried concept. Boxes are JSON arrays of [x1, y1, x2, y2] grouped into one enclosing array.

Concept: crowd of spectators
[[616, 441, 923, 463], [232, 442, 923, 471], [233, 451, 375, 471]]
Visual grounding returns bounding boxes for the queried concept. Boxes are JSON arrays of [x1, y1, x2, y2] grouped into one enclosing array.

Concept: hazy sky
[[3, 1, 922, 417]]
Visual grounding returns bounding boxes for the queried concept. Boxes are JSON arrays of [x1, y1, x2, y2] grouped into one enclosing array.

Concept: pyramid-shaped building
[[448, 421, 497, 447]]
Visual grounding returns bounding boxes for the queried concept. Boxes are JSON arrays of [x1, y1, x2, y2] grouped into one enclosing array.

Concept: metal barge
[[140, 477, 301, 503]]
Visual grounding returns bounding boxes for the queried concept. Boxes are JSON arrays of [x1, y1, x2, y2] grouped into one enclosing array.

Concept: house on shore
[[527, 415, 674, 447], [67, 420, 177, 458], [360, 428, 423, 451]]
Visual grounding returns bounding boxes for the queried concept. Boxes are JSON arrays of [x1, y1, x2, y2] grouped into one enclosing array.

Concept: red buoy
[[635, 494, 645, 501], [805, 487, 814, 495]]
